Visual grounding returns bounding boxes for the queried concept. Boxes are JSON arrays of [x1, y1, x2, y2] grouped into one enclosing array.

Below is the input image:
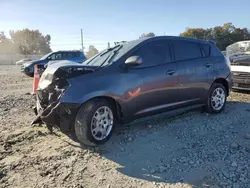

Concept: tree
[[9, 29, 52, 55], [0, 32, 15, 54], [86, 45, 99, 59], [180, 23, 250, 50], [139, 32, 156, 39]]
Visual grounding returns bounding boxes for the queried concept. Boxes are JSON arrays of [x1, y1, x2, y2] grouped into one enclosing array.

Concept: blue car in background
[[21, 50, 87, 77]]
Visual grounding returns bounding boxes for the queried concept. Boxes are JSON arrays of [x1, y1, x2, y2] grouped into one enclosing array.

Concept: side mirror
[[125, 56, 143, 67], [47, 56, 51, 61]]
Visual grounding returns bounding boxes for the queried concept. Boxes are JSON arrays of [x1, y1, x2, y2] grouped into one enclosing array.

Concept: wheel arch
[[80, 95, 124, 122], [212, 77, 229, 96]]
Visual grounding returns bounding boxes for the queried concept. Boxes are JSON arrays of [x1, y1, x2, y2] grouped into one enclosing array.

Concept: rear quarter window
[[200, 44, 210, 57], [210, 46, 223, 57]]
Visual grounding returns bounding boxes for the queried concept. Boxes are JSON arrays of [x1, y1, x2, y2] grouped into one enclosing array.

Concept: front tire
[[74, 99, 115, 146], [205, 83, 227, 113]]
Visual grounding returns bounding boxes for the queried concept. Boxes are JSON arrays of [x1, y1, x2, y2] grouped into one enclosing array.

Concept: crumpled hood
[[43, 60, 90, 75], [38, 60, 96, 90]]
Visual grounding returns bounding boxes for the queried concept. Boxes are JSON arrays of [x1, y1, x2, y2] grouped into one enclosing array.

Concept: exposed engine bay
[[32, 63, 96, 133]]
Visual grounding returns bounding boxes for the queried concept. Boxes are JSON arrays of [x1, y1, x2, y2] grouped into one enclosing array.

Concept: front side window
[[62, 52, 68, 59], [55, 53, 62, 60], [173, 41, 202, 61], [48, 53, 55, 60], [48, 53, 62, 60], [132, 40, 171, 67]]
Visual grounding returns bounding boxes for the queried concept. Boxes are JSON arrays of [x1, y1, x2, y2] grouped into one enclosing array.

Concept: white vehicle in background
[[226, 41, 250, 91], [221, 51, 226, 56], [16, 58, 34, 65]]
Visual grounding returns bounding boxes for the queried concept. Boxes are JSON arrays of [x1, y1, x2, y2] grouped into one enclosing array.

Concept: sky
[[1, 0, 250, 52]]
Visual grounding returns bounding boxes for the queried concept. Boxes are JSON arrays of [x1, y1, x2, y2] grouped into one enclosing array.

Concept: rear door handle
[[166, 70, 176, 75], [205, 63, 212, 67]]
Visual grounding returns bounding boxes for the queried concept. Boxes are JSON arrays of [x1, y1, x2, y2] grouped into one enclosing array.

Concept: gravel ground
[[1, 65, 250, 188]]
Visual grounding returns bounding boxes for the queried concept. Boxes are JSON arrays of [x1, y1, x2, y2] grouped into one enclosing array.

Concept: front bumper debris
[[31, 100, 80, 133], [31, 101, 61, 132]]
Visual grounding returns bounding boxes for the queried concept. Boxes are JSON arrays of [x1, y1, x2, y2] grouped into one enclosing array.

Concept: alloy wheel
[[90, 106, 114, 141]]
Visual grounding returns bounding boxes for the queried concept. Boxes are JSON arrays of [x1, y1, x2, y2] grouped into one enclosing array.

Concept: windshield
[[83, 45, 123, 67], [40, 52, 54, 60]]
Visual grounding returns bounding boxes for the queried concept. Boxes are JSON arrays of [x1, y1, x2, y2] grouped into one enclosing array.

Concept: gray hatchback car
[[32, 36, 232, 145]]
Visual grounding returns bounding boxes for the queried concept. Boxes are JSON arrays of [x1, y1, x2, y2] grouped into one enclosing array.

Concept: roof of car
[[128, 36, 212, 45], [54, 50, 82, 53], [112, 36, 211, 62]]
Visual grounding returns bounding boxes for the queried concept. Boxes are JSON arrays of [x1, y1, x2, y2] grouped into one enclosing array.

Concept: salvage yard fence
[[0, 54, 44, 65]]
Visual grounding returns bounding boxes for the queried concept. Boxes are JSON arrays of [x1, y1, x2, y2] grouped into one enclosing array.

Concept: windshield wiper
[[86, 45, 121, 65], [98, 45, 123, 68], [100, 44, 121, 57]]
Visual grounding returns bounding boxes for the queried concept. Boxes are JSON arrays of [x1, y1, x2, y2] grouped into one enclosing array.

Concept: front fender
[[58, 73, 126, 107], [60, 90, 112, 104]]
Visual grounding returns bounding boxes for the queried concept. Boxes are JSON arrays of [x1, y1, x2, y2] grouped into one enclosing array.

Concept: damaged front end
[[31, 62, 95, 133]]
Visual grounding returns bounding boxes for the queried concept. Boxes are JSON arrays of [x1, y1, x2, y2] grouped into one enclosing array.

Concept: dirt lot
[[1, 65, 250, 188]]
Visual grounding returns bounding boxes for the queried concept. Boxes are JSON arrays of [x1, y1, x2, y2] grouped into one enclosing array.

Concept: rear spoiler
[[207, 40, 216, 45]]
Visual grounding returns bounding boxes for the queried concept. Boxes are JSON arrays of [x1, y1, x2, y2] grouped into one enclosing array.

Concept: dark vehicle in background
[[32, 36, 232, 146], [21, 50, 87, 77], [231, 56, 250, 90]]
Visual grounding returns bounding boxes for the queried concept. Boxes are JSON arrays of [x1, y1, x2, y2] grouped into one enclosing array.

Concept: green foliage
[[0, 29, 51, 55], [86, 45, 99, 59], [139, 32, 156, 39], [0, 32, 15, 54], [180, 23, 250, 50], [9, 29, 52, 55]]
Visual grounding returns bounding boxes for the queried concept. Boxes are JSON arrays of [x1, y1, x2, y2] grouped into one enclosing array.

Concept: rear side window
[[173, 41, 202, 61], [62, 52, 69, 59], [66, 52, 73, 58], [73, 52, 81, 57], [132, 40, 171, 67]]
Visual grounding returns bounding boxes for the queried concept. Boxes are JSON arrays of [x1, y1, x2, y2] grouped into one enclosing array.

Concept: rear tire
[[205, 83, 227, 113], [74, 99, 116, 146]]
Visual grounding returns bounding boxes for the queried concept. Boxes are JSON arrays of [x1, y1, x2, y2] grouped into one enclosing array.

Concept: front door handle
[[166, 70, 176, 75], [205, 63, 212, 67]]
